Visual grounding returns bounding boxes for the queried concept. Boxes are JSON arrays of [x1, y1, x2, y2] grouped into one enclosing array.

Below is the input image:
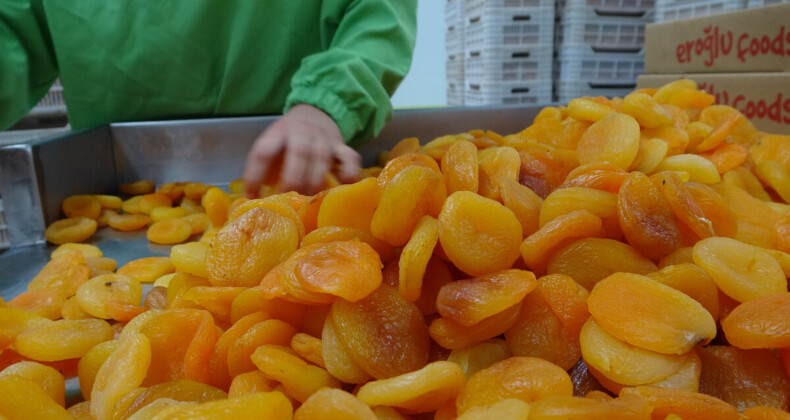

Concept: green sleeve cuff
[[285, 84, 359, 144]]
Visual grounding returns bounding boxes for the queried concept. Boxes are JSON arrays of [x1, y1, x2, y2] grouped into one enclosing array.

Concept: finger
[[305, 139, 331, 195], [243, 130, 285, 198], [278, 135, 312, 194], [333, 143, 363, 184]]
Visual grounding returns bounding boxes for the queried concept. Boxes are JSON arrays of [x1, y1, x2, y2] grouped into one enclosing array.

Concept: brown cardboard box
[[644, 4, 790, 74], [637, 73, 790, 134]]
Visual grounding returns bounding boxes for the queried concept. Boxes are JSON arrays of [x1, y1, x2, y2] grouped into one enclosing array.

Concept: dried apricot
[[722, 293, 790, 349], [117, 257, 175, 284], [0, 375, 72, 419], [115, 379, 227, 419], [108, 213, 151, 231], [505, 288, 582, 370], [646, 263, 719, 321], [91, 333, 151, 420], [332, 285, 429, 379], [205, 207, 299, 287], [119, 180, 156, 196], [371, 165, 446, 247], [51, 242, 102, 259], [456, 356, 573, 414], [227, 371, 275, 398], [317, 177, 380, 231], [692, 237, 786, 302], [439, 191, 522, 276], [587, 273, 715, 354], [576, 113, 640, 170], [580, 318, 690, 386], [620, 385, 739, 420], [436, 269, 535, 327], [442, 139, 479, 193], [294, 388, 376, 420], [430, 301, 522, 350], [547, 238, 656, 291], [251, 344, 341, 402], [301, 226, 396, 264], [7, 288, 65, 320], [226, 318, 297, 378], [169, 242, 210, 278], [521, 209, 603, 273], [399, 216, 440, 302], [357, 361, 467, 413], [62, 195, 102, 219], [15, 318, 113, 361], [322, 312, 371, 383], [148, 391, 292, 420], [76, 274, 142, 319], [618, 171, 682, 260], [0, 361, 65, 406], [147, 218, 192, 244], [45, 217, 98, 244]]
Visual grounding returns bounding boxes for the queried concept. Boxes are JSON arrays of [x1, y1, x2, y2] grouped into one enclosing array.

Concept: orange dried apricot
[[226, 318, 297, 378], [722, 292, 790, 349], [520, 209, 603, 273], [0, 361, 65, 406], [119, 180, 156, 196], [398, 216, 440, 302], [436, 269, 535, 327], [169, 242, 210, 279], [108, 213, 151, 231], [499, 178, 542, 237], [447, 338, 512, 378], [576, 113, 640, 170], [357, 361, 467, 413], [76, 273, 142, 319], [117, 257, 175, 284], [646, 263, 719, 321], [587, 273, 715, 354], [693, 237, 786, 302], [45, 217, 98, 244], [442, 139, 479, 193], [290, 333, 324, 368], [116, 379, 227, 419], [139, 192, 173, 215], [620, 385, 740, 420], [322, 312, 371, 383], [430, 301, 522, 350], [376, 152, 442, 190], [300, 226, 396, 264], [317, 177, 380, 231], [229, 287, 304, 325], [140, 309, 217, 385], [742, 406, 790, 420], [0, 375, 72, 419], [182, 212, 210, 235], [547, 238, 656, 291], [208, 311, 270, 389], [180, 286, 245, 325], [439, 191, 522, 276], [7, 288, 65, 320], [294, 388, 377, 420], [528, 394, 651, 419], [456, 356, 573, 414], [506, 288, 582, 370], [148, 391, 292, 420], [147, 218, 193, 244], [580, 318, 690, 387], [332, 285, 429, 379], [251, 344, 341, 402], [618, 171, 682, 260], [227, 371, 275, 398], [62, 195, 102, 220], [91, 333, 151, 420], [205, 207, 299, 287], [371, 165, 446, 247], [698, 345, 790, 411]]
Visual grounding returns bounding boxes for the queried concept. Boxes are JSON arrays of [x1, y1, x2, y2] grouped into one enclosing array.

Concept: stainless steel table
[[0, 106, 544, 300]]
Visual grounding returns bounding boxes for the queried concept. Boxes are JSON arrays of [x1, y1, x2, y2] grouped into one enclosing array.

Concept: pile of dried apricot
[[5, 79, 790, 419]]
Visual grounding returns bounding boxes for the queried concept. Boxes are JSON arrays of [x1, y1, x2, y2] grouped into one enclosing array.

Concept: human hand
[[243, 104, 362, 197]]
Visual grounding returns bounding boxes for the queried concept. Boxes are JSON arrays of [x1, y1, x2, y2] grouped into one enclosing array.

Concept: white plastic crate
[[464, 5, 555, 53], [655, 0, 744, 22], [556, 9, 651, 51], [746, 0, 789, 6], [446, 0, 465, 56], [466, 0, 557, 14], [446, 54, 465, 86], [465, 81, 553, 106], [448, 82, 465, 106], [28, 79, 67, 117], [559, 0, 656, 11], [557, 43, 645, 85], [556, 80, 635, 102], [465, 44, 553, 83]]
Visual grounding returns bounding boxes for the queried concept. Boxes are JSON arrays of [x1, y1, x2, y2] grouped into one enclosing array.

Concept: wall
[[391, 0, 447, 108]]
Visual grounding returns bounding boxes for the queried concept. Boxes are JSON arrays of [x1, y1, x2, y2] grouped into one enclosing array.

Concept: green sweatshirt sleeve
[[0, 0, 58, 130], [284, 0, 417, 148]]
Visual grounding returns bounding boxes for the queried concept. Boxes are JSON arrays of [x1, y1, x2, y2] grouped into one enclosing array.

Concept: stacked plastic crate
[[462, 0, 555, 106], [554, 0, 655, 103], [445, 0, 466, 106], [655, 0, 789, 22]]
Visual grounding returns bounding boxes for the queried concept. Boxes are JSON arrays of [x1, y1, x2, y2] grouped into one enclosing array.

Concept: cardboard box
[[637, 72, 790, 134], [645, 4, 790, 74]]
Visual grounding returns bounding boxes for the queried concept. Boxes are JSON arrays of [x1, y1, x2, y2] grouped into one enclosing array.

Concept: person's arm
[[0, 0, 59, 131], [244, 0, 417, 196]]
